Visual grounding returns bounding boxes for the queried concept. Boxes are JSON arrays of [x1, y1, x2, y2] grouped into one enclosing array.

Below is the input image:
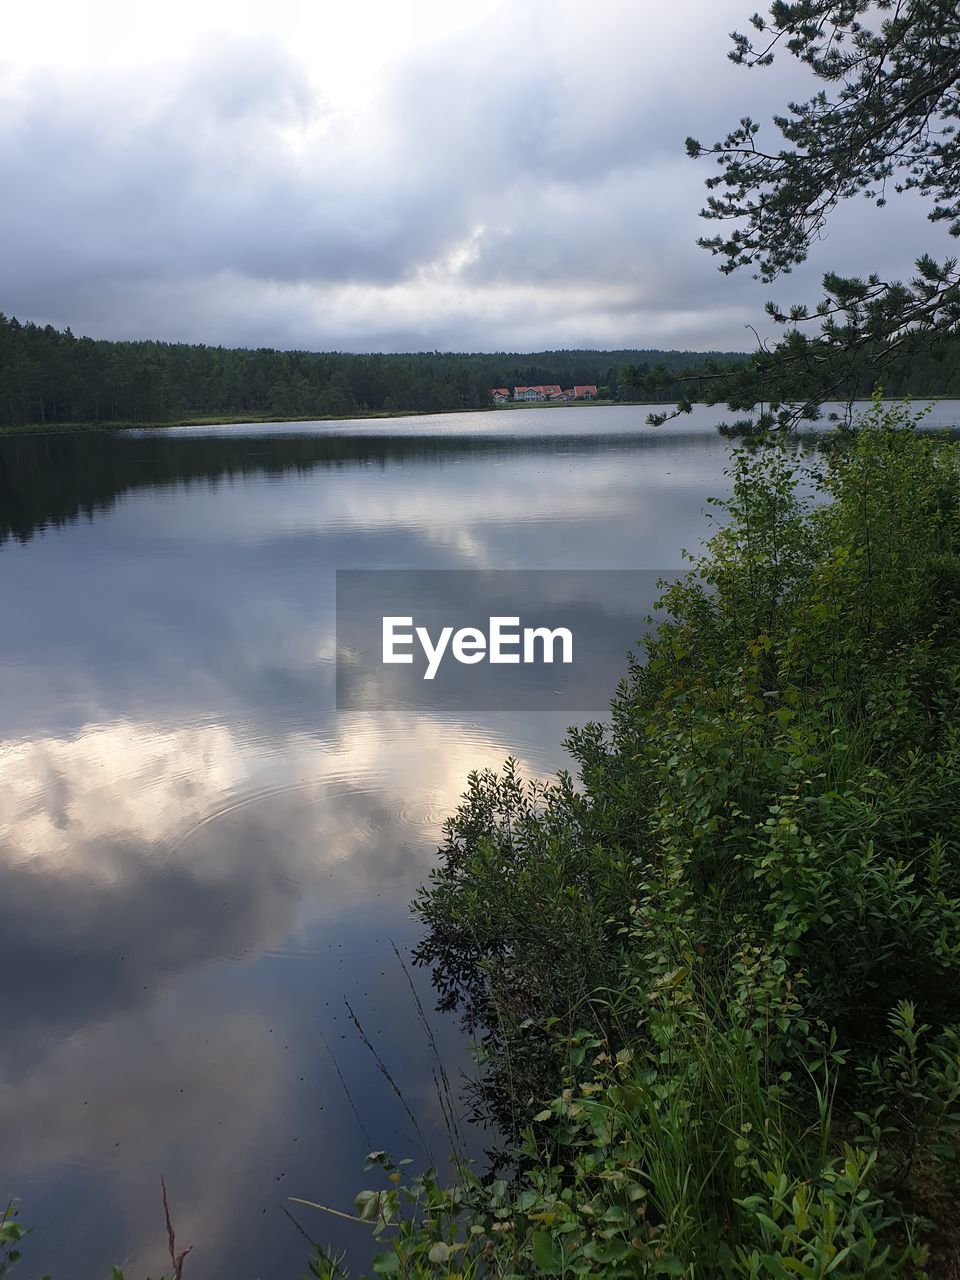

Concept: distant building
[[491, 388, 510, 403], [511, 383, 598, 402]]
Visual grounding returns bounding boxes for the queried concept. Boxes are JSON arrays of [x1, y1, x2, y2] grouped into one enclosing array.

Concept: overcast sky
[[0, 0, 939, 353]]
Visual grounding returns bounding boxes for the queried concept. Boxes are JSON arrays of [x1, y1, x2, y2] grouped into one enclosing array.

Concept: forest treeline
[[6, 314, 960, 429], [0, 313, 743, 427]]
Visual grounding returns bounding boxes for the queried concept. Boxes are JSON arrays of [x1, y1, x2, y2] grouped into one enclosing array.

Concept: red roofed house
[[514, 384, 593, 402], [491, 388, 510, 404]]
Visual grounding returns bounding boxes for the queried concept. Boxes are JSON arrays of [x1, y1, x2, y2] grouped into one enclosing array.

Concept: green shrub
[[312, 402, 960, 1275]]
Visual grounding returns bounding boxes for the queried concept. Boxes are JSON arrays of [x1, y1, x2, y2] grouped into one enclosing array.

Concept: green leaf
[[531, 1230, 562, 1273], [354, 1190, 381, 1221]]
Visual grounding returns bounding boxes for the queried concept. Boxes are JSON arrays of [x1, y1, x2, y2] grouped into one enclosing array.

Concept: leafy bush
[[308, 402, 960, 1276]]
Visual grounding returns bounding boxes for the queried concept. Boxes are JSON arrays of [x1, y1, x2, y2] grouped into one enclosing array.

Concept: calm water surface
[[1, 402, 955, 1277]]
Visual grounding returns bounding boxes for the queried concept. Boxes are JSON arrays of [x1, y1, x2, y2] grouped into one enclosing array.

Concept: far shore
[[0, 398, 643, 437], [1, 395, 943, 439]]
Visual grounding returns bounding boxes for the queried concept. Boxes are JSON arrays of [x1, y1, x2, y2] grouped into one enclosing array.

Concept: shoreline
[[0, 396, 943, 439], [0, 399, 633, 438]]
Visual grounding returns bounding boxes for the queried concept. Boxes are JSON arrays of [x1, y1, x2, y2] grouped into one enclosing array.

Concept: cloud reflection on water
[[0, 708, 543, 1274], [0, 416, 738, 1276]]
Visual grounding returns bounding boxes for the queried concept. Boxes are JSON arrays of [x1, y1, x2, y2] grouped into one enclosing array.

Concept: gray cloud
[[0, 1, 946, 351]]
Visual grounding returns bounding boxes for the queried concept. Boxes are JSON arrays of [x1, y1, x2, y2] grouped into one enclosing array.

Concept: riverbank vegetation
[[296, 401, 960, 1277]]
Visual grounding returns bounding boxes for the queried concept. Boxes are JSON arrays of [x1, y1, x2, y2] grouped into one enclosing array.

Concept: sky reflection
[[0, 411, 739, 1277]]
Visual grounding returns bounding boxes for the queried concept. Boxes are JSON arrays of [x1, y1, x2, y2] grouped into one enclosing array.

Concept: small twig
[[288, 1197, 369, 1225], [318, 1025, 374, 1150], [345, 999, 434, 1162], [161, 1175, 193, 1280], [390, 939, 467, 1157], [278, 1202, 321, 1250]]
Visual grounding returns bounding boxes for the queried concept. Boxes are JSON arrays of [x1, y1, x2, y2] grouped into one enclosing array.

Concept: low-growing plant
[[0, 1203, 29, 1279]]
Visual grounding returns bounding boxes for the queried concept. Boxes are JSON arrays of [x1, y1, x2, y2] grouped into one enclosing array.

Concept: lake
[[1, 401, 956, 1278]]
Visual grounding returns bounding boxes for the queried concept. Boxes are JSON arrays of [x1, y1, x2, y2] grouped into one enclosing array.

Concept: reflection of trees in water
[[0, 430, 711, 545], [414, 883, 581, 1145]]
